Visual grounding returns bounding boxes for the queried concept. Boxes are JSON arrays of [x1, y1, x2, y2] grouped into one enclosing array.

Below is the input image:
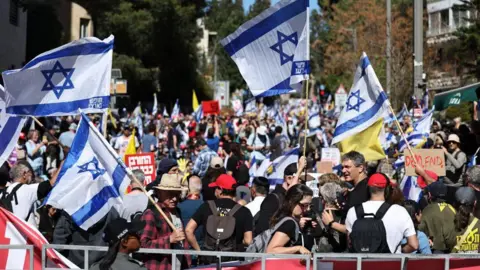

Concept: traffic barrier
[[29, 244, 480, 270], [0, 244, 34, 270]]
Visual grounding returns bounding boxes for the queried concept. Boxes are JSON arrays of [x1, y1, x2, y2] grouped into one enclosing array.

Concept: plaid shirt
[[192, 147, 217, 177], [140, 206, 191, 270]]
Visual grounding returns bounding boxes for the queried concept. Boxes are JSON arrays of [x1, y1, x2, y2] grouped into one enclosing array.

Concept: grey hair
[[10, 163, 30, 180], [320, 183, 343, 205], [467, 166, 480, 187], [131, 169, 145, 185], [188, 175, 202, 194], [341, 151, 365, 167]]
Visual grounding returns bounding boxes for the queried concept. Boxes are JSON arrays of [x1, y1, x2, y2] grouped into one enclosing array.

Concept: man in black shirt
[[321, 151, 368, 234], [185, 174, 253, 253], [254, 156, 306, 235], [270, 126, 286, 161]]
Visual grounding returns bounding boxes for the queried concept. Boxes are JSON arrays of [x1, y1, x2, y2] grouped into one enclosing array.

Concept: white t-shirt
[[7, 182, 39, 226], [345, 200, 416, 253], [114, 135, 139, 157], [245, 196, 265, 217]]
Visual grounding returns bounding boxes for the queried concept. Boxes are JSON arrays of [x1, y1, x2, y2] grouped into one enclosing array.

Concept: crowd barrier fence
[[22, 244, 480, 270]]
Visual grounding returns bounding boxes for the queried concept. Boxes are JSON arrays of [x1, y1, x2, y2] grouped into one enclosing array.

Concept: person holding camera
[[443, 134, 467, 186]]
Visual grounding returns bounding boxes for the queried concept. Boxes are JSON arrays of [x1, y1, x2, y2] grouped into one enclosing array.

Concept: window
[[453, 8, 468, 28], [440, 9, 450, 29], [9, 0, 19, 26], [79, 18, 90, 38], [430, 11, 441, 33]]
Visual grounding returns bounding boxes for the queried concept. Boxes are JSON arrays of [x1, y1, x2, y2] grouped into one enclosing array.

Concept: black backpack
[[349, 202, 391, 253], [0, 184, 23, 212], [204, 201, 241, 252]]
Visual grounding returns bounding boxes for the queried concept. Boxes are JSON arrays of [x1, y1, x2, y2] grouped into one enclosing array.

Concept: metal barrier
[[37, 244, 480, 270], [0, 244, 34, 270]]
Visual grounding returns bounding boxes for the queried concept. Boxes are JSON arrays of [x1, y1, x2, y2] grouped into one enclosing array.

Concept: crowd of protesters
[[2, 98, 480, 270]]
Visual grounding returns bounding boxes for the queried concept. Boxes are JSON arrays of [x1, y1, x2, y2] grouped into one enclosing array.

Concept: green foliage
[[247, 0, 270, 20], [446, 102, 473, 122], [206, 0, 246, 90]]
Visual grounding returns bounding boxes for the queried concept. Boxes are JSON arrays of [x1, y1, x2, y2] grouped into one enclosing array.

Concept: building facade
[[0, 0, 27, 72], [426, 0, 476, 90], [56, 0, 94, 42]]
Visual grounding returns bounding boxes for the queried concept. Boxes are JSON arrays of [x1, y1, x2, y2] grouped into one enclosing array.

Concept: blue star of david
[[346, 90, 365, 112], [270, 31, 298, 65], [78, 157, 106, 180], [41, 61, 75, 99]]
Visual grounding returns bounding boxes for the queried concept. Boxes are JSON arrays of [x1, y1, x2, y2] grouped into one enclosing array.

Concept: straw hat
[[154, 174, 187, 191]]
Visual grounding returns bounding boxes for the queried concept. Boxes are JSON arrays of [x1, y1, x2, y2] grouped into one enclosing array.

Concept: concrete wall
[[69, 2, 93, 40], [0, 0, 28, 72]]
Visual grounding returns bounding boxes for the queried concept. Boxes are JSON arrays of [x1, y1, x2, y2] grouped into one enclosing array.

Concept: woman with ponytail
[[451, 187, 480, 253], [90, 218, 146, 270]]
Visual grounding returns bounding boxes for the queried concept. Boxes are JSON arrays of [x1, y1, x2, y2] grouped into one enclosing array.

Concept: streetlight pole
[[413, 0, 424, 100], [386, 0, 391, 98]]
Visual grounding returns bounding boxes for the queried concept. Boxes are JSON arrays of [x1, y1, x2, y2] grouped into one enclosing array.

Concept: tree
[[316, 0, 414, 109], [206, 0, 246, 90], [247, 0, 270, 20]]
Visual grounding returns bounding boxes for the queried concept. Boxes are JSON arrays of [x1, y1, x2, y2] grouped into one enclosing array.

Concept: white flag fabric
[[194, 104, 203, 123], [45, 113, 130, 230], [398, 107, 434, 151], [0, 84, 26, 166], [0, 207, 78, 269], [152, 93, 158, 116], [221, 0, 309, 97], [245, 98, 257, 113], [400, 175, 423, 202], [263, 148, 299, 188], [171, 99, 180, 120], [332, 53, 390, 144], [163, 107, 169, 117], [2, 36, 114, 116]]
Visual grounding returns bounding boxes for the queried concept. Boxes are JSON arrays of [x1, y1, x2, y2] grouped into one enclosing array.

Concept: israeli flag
[[383, 132, 397, 150], [0, 84, 26, 166], [393, 156, 404, 169], [194, 104, 203, 122], [274, 108, 290, 143], [163, 107, 169, 117], [45, 113, 130, 230], [308, 111, 320, 129], [396, 103, 409, 122], [171, 99, 180, 120], [2, 36, 114, 116], [152, 93, 158, 116], [400, 175, 423, 202], [245, 98, 257, 113], [266, 147, 299, 186], [221, 0, 309, 97], [332, 53, 390, 144], [398, 107, 434, 152]]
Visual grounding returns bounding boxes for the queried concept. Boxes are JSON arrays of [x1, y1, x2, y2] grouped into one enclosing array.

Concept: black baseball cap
[[103, 218, 145, 244], [456, 187, 476, 206], [253, 176, 269, 188], [426, 181, 447, 198]]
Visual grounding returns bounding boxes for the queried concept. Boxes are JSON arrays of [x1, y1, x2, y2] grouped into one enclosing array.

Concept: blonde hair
[[27, 130, 38, 140]]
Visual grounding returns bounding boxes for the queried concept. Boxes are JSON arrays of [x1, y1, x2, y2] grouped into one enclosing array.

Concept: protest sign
[[404, 149, 445, 176], [321, 148, 341, 166], [125, 153, 156, 184], [202, 100, 220, 115], [317, 161, 333, 174]]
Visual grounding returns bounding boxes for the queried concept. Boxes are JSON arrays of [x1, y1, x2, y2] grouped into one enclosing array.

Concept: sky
[[243, 0, 320, 13]]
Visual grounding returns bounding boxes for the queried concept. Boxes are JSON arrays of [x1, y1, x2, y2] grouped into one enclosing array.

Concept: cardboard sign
[[125, 153, 156, 185], [321, 148, 341, 166], [202, 100, 220, 115], [404, 149, 446, 176], [316, 161, 333, 174]]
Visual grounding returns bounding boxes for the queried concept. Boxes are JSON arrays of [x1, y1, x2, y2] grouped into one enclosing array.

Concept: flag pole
[[31, 117, 66, 149], [303, 5, 310, 160], [80, 110, 178, 231], [387, 105, 417, 165]]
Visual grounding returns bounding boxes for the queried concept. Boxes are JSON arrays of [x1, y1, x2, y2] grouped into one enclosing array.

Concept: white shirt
[[245, 196, 265, 217], [345, 200, 416, 253], [7, 182, 39, 226], [120, 192, 149, 222], [114, 135, 139, 157]]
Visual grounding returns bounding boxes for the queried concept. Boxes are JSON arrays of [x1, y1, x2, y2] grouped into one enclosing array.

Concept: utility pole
[[413, 0, 424, 100], [386, 0, 391, 98], [214, 54, 218, 83]]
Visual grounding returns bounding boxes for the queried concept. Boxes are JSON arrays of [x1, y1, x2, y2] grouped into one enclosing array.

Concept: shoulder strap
[[207, 201, 218, 216], [7, 184, 24, 205], [354, 204, 365, 219], [374, 202, 391, 220], [227, 204, 242, 217], [452, 217, 479, 252]]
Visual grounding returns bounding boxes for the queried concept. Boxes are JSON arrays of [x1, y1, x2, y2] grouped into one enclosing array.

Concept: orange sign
[[202, 100, 220, 115], [404, 149, 446, 176]]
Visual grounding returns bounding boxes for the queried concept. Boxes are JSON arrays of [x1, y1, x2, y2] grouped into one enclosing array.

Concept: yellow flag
[[338, 119, 386, 161], [108, 108, 117, 129], [192, 90, 199, 111], [124, 129, 136, 161]]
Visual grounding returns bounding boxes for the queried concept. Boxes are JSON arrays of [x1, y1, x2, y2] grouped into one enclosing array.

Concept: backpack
[[349, 202, 391, 253], [246, 217, 299, 260], [0, 184, 23, 212], [203, 201, 242, 252]]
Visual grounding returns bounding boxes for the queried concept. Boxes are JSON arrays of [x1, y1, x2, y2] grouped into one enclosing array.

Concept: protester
[[443, 134, 467, 186], [185, 174, 253, 263], [342, 151, 370, 209], [178, 174, 204, 247], [142, 124, 158, 153], [247, 125, 270, 163], [25, 130, 47, 176], [140, 174, 190, 269], [270, 126, 286, 160], [90, 218, 147, 270], [245, 177, 269, 217], [59, 123, 77, 148], [120, 169, 149, 222], [345, 173, 418, 253], [265, 184, 313, 254], [451, 187, 480, 253], [401, 200, 432, 254], [192, 138, 218, 178]]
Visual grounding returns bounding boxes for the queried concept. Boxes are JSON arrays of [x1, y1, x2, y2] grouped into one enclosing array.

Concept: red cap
[[417, 170, 438, 189], [19, 132, 26, 140], [368, 173, 389, 188], [208, 174, 237, 190]]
